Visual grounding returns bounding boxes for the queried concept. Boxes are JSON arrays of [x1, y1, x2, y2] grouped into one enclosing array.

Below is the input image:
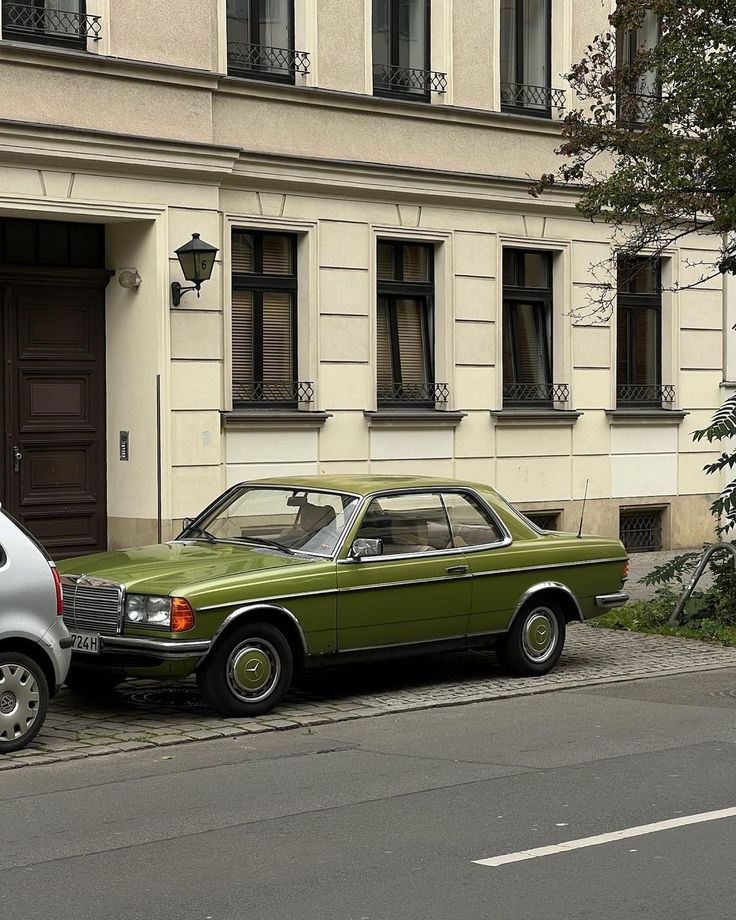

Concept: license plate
[[70, 631, 101, 655]]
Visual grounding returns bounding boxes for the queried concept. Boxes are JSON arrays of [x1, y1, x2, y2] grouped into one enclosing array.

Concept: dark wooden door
[[2, 280, 107, 559]]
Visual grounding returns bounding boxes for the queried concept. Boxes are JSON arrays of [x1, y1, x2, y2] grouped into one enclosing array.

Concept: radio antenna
[[577, 478, 589, 539]]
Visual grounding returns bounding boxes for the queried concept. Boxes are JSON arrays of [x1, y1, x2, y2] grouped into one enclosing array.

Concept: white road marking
[[473, 806, 736, 868]]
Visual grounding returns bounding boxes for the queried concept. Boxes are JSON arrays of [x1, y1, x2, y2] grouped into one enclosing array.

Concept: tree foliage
[[535, 0, 736, 318], [538, 0, 736, 531]]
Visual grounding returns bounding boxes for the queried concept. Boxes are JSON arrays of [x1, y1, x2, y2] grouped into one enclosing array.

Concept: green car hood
[[56, 541, 319, 597]]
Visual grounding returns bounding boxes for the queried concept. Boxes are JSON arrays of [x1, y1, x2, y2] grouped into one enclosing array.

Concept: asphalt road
[[2, 667, 736, 920]]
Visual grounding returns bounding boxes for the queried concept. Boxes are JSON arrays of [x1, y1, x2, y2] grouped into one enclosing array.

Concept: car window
[[442, 492, 505, 547], [355, 492, 451, 556]]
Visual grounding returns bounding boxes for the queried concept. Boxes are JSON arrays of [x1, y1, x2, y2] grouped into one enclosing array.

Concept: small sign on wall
[[119, 430, 129, 461]]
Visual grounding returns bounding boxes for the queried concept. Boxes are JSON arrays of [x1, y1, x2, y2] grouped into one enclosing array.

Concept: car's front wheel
[[0, 652, 49, 754], [196, 621, 293, 717], [497, 601, 566, 676]]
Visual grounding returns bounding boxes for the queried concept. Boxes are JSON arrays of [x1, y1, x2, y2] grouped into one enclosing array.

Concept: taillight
[[51, 565, 64, 616], [623, 559, 630, 581], [170, 597, 195, 632]]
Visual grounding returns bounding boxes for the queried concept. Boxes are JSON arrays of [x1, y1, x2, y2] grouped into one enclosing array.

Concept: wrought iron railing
[[617, 91, 661, 125], [227, 43, 310, 79], [617, 384, 675, 405], [2, 2, 101, 44], [619, 508, 663, 553], [233, 380, 314, 404], [501, 82, 565, 113], [377, 382, 449, 405], [372, 63, 447, 97], [503, 382, 570, 404]]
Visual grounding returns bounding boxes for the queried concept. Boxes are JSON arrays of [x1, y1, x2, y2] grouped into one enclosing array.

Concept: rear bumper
[[595, 592, 629, 609]]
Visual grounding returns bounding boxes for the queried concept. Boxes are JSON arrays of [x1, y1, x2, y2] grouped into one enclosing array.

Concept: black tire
[[197, 621, 293, 717], [497, 600, 566, 676], [0, 651, 49, 754], [64, 666, 124, 695]]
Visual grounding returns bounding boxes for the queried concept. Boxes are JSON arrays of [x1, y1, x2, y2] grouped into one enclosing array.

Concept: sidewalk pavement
[[625, 547, 711, 602]]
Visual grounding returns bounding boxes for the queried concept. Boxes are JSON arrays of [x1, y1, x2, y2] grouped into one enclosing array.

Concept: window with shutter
[[231, 230, 302, 406], [502, 249, 555, 405], [376, 240, 439, 406]]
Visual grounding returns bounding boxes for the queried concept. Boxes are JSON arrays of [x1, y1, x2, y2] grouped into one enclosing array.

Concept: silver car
[[0, 509, 71, 754]]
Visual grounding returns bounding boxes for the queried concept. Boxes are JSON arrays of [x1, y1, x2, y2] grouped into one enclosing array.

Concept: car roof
[[241, 474, 498, 498]]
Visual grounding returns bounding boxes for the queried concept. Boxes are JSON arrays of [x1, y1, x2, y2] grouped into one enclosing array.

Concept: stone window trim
[[364, 408, 465, 429], [605, 408, 688, 426], [221, 408, 331, 430], [490, 408, 582, 427]]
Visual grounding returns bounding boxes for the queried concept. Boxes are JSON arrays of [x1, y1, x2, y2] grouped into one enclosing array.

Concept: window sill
[[364, 409, 466, 429], [222, 409, 331, 430], [605, 408, 689, 426], [490, 408, 582, 427]]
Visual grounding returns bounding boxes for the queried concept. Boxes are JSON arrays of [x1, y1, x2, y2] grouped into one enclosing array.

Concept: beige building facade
[[0, 0, 727, 558]]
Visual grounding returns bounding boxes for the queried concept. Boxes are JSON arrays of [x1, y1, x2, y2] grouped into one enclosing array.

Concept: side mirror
[[350, 538, 383, 560]]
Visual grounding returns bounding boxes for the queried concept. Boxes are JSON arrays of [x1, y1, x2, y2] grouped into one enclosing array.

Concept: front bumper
[[595, 592, 629, 609], [94, 635, 212, 659]]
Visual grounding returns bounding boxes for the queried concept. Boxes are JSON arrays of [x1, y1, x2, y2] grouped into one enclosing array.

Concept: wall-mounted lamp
[[171, 233, 219, 306]]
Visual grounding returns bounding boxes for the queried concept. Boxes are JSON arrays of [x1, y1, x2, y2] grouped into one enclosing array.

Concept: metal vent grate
[[619, 508, 664, 553], [525, 512, 560, 532]]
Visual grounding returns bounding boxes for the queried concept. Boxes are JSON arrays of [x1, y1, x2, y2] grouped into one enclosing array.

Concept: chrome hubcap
[[226, 639, 281, 704], [0, 663, 40, 742], [522, 608, 559, 663]]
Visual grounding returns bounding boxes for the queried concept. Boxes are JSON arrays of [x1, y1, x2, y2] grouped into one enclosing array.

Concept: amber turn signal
[[623, 560, 630, 580], [170, 597, 195, 632]]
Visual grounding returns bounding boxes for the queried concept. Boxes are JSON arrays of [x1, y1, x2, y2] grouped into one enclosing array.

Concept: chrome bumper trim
[[97, 636, 211, 659], [595, 592, 629, 609]]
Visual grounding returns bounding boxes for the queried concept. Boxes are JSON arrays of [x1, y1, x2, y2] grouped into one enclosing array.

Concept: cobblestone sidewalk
[[3, 624, 735, 771]]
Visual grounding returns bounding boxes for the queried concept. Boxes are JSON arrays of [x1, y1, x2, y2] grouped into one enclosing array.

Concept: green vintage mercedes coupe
[[58, 476, 629, 715]]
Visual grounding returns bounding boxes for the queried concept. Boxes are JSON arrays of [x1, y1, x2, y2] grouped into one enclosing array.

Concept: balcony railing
[[372, 63, 447, 99], [503, 382, 570, 405], [233, 380, 314, 405], [617, 91, 661, 126], [617, 384, 675, 406], [377, 382, 449, 406], [1, 2, 101, 46], [501, 82, 565, 115], [227, 43, 310, 82]]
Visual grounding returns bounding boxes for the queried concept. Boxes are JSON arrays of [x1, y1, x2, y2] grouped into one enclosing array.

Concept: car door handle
[[445, 565, 469, 575]]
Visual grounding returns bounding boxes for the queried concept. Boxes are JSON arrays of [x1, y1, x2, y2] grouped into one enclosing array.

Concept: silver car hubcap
[[0, 663, 40, 742], [522, 608, 559, 663], [226, 639, 281, 704]]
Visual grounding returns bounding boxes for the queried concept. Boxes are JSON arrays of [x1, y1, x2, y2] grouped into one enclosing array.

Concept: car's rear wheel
[[0, 652, 49, 754], [497, 601, 566, 676], [197, 621, 293, 717], [64, 666, 124, 695]]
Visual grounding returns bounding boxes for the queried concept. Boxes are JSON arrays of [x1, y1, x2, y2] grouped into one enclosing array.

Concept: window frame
[[226, 0, 297, 85], [500, 0, 553, 117], [616, 257, 662, 407], [616, 12, 662, 125], [231, 229, 299, 408], [372, 0, 432, 101], [502, 248, 554, 407], [376, 239, 436, 408]]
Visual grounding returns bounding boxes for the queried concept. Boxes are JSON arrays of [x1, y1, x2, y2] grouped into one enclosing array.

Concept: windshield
[[181, 487, 361, 557]]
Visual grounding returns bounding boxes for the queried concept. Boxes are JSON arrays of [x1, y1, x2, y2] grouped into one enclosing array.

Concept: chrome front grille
[[62, 577, 123, 636]]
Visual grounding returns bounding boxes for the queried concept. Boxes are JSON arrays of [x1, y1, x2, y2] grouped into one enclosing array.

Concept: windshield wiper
[[237, 536, 295, 555]]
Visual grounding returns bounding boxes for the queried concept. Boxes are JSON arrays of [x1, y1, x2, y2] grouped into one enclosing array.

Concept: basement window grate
[[525, 511, 561, 532], [619, 508, 664, 553]]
